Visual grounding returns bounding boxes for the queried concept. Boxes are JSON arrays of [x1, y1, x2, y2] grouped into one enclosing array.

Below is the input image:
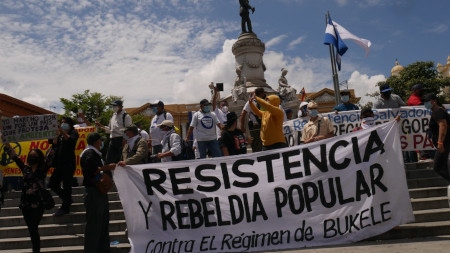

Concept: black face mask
[[27, 156, 39, 165], [382, 91, 391, 99]]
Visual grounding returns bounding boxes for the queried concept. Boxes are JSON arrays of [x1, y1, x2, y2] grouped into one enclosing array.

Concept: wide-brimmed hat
[[307, 101, 318, 109]]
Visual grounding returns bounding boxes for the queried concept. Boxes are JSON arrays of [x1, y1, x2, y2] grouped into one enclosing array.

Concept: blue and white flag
[[332, 21, 372, 56], [324, 14, 348, 70]]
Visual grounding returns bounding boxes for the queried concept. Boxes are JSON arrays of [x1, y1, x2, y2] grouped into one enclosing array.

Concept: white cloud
[[348, 71, 385, 106]]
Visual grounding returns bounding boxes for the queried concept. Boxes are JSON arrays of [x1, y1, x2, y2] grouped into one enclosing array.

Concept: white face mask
[[112, 106, 119, 113], [361, 117, 375, 129], [221, 106, 229, 114]]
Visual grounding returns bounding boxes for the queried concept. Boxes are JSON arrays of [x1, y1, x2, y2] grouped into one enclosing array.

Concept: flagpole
[[326, 12, 341, 105]]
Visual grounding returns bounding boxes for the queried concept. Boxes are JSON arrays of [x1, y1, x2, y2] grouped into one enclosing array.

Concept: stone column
[[232, 33, 274, 91]]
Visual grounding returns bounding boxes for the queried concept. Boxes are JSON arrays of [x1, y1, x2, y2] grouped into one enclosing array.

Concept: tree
[[59, 90, 121, 126], [373, 61, 450, 103]]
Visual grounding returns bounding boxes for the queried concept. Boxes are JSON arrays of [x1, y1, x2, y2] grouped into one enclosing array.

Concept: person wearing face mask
[[352, 108, 376, 131], [333, 89, 359, 113], [423, 93, 450, 183], [240, 87, 266, 152], [219, 111, 247, 156], [249, 93, 287, 150], [297, 101, 309, 118], [156, 120, 182, 163], [373, 83, 406, 109], [5, 144, 49, 253], [148, 100, 173, 163], [95, 100, 132, 164], [80, 132, 116, 253], [117, 125, 149, 166], [185, 99, 224, 158], [301, 101, 335, 144], [48, 116, 79, 216]]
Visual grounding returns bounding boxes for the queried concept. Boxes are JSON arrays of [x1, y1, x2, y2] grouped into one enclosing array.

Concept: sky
[[1, 0, 450, 113]]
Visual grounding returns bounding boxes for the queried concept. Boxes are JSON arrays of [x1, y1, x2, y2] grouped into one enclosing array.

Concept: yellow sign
[[0, 126, 96, 177]]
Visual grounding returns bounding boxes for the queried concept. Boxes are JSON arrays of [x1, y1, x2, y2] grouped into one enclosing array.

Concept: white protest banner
[[284, 106, 436, 151], [115, 121, 414, 253], [1, 114, 58, 143]]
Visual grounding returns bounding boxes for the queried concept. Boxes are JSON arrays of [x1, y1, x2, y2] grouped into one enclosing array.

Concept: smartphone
[[216, 83, 224, 91]]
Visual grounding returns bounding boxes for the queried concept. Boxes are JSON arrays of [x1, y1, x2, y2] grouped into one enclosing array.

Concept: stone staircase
[[0, 161, 449, 252]]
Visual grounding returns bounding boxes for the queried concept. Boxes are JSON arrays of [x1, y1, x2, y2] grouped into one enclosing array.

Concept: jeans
[[198, 139, 222, 158], [22, 206, 44, 253], [49, 166, 75, 211], [433, 146, 450, 182], [84, 187, 110, 253], [106, 137, 123, 164]]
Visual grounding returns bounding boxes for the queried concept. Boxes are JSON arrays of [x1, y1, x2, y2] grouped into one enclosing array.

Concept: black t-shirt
[[429, 107, 450, 146], [219, 129, 247, 156]]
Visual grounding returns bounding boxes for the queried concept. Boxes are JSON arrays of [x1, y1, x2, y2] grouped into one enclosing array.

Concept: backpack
[[169, 134, 196, 161]]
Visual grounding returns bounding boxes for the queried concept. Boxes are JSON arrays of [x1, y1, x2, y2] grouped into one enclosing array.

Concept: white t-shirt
[[190, 111, 219, 141], [242, 101, 260, 126], [149, 111, 174, 146]]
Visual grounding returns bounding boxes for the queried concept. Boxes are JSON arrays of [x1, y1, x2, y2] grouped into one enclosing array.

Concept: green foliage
[[378, 61, 442, 102], [59, 90, 122, 126]]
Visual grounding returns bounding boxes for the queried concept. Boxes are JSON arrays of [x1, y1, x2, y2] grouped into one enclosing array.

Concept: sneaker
[[53, 208, 69, 217]]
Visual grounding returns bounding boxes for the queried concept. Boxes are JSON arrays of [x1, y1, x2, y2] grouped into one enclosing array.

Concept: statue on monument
[[231, 65, 248, 102], [239, 0, 255, 34], [277, 68, 297, 101]]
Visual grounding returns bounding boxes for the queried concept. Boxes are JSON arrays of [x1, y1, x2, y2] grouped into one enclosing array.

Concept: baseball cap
[[379, 84, 392, 93], [111, 100, 123, 106], [157, 120, 174, 128], [340, 89, 350, 95], [124, 124, 139, 134], [199, 99, 211, 106], [422, 93, 437, 102], [151, 100, 164, 107], [360, 108, 374, 117], [411, 84, 423, 91], [87, 132, 104, 145], [226, 111, 238, 126]]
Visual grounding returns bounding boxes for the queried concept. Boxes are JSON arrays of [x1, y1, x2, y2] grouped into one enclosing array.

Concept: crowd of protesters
[[1, 82, 450, 253]]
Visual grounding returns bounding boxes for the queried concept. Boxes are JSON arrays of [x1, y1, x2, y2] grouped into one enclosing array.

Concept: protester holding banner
[[249, 92, 287, 150], [48, 117, 79, 216], [219, 111, 247, 156], [373, 83, 406, 109], [80, 132, 116, 253], [95, 100, 132, 164], [117, 125, 149, 166], [423, 93, 450, 182], [301, 101, 335, 144], [297, 101, 309, 118], [352, 108, 375, 131], [156, 120, 182, 162], [333, 89, 359, 113], [5, 144, 48, 253]]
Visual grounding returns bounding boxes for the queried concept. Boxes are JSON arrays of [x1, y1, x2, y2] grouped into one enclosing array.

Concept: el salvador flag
[[324, 14, 348, 70]]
